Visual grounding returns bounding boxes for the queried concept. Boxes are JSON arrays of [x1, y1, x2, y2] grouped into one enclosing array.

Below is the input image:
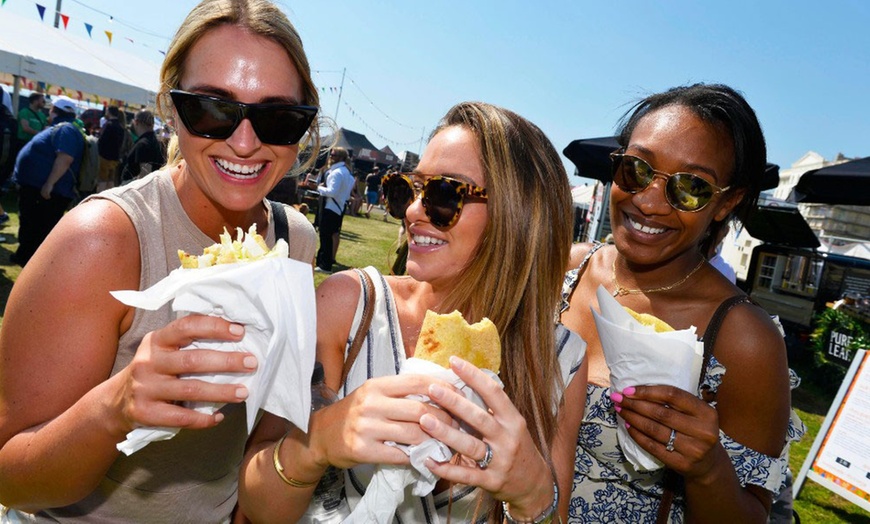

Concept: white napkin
[[344, 358, 502, 524], [590, 285, 704, 471], [110, 257, 317, 455]]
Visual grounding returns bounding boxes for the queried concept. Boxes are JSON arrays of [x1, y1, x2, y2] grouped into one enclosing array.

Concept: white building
[[721, 151, 869, 283]]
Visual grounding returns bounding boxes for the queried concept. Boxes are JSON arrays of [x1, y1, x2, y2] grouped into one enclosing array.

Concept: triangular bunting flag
[[105, 30, 112, 45], [61, 14, 69, 29], [36, 4, 46, 20], [85, 23, 93, 37]]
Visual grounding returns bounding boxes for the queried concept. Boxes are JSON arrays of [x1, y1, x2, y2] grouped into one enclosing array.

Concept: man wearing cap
[[10, 95, 84, 266]]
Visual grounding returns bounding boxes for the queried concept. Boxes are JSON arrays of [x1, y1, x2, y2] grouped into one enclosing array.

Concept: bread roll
[[414, 310, 501, 372]]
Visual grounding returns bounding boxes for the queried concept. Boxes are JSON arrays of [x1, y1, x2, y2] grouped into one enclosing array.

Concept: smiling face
[[610, 104, 743, 267], [174, 24, 304, 213], [404, 126, 489, 287]]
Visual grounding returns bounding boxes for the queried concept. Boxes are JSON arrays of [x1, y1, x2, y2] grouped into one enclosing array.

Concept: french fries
[[178, 225, 289, 268]]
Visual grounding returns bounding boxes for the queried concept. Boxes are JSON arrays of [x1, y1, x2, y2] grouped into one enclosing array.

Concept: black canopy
[[789, 156, 870, 206], [563, 136, 780, 191], [743, 205, 820, 249]]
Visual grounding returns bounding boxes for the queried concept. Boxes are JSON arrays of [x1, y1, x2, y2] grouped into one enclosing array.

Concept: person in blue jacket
[[11, 95, 83, 266]]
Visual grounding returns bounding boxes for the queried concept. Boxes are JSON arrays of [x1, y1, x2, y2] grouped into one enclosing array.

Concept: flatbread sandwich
[[414, 310, 501, 373]]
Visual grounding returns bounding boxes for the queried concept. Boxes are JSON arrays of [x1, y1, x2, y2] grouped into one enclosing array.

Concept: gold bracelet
[[272, 433, 318, 488]]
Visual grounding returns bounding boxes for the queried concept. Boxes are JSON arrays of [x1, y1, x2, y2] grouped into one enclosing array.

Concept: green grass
[[309, 208, 404, 287], [1, 196, 869, 522]]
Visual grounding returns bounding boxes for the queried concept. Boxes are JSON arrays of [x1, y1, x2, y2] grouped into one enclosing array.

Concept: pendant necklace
[[611, 256, 706, 297]]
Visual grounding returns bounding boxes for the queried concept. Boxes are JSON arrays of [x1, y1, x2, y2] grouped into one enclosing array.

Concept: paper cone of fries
[[110, 228, 316, 456], [590, 285, 704, 471]]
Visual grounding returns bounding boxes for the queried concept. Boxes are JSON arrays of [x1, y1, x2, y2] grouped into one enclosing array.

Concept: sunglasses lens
[[384, 176, 415, 219], [667, 174, 714, 211], [250, 106, 316, 145], [613, 156, 654, 192], [175, 94, 239, 139], [172, 91, 316, 145], [422, 178, 462, 227]]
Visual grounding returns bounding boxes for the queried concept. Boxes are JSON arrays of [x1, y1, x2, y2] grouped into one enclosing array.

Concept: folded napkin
[[344, 358, 502, 523], [590, 285, 704, 471], [111, 257, 317, 455]]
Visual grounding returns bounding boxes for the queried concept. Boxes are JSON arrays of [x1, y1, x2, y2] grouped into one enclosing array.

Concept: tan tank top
[[35, 170, 316, 522]]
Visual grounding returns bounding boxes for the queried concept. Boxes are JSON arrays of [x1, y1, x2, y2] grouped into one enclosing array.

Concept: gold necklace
[[611, 256, 705, 297]]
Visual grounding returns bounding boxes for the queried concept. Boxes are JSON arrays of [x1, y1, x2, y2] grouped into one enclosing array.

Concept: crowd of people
[[0, 0, 804, 522], [0, 85, 169, 266]]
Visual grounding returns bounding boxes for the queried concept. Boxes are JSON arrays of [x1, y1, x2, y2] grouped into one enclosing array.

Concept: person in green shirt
[[16, 92, 48, 143]]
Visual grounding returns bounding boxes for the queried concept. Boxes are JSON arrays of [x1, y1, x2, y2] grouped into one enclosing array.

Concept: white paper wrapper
[[110, 257, 317, 455], [344, 358, 502, 524], [591, 285, 704, 471]]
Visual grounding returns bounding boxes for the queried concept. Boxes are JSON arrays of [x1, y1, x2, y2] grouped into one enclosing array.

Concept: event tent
[[0, 11, 159, 107]]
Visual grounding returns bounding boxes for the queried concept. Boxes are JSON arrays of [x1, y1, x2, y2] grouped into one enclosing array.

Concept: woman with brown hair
[[240, 101, 588, 523]]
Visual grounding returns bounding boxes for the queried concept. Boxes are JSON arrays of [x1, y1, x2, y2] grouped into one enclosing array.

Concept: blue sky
[[2, 0, 867, 184]]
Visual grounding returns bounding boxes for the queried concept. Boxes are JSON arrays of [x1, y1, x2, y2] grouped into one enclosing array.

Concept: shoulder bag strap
[[268, 200, 290, 244], [340, 268, 377, 387], [655, 294, 753, 524], [699, 294, 753, 383]]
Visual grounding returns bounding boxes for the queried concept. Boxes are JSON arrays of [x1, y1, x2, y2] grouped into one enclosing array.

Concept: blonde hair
[[433, 102, 573, 521], [157, 0, 320, 173]]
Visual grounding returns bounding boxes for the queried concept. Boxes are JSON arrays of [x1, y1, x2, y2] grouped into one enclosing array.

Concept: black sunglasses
[[382, 172, 488, 228], [169, 90, 317, 145], [610, 151, 730, 212]]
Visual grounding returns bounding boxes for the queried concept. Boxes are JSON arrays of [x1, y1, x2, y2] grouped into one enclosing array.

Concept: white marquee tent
[[0, 11, 159, 107]]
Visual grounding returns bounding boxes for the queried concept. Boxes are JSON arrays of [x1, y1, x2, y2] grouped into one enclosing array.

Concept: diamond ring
[[665, 429, 677, 452], [476, 441, 493, 469]]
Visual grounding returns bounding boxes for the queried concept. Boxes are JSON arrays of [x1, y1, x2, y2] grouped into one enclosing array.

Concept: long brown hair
[[433, 102, 573, 520], [157, 0, 321, 173]]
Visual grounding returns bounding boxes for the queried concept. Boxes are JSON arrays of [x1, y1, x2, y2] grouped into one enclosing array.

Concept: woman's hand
[[419, 356, 554, 519], [310, 374, 458, 470], [113, 313, 257, 436], [610, 384, 724, 482]]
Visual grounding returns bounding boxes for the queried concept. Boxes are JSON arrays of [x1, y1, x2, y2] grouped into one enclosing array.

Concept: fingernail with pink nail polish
[[614, 405, 622, 413], [610, 392, 623, 403], [624, 386, 636, 396]]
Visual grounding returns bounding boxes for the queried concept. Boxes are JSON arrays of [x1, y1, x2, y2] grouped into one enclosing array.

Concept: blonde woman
[[0, 0, 320, 520]]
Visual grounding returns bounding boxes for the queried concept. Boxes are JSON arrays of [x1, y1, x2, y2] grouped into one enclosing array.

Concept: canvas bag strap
[[340, 268, 376, 387], [655, 294, 753, 523]]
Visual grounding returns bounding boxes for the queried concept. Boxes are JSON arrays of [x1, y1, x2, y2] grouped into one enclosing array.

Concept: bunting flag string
[[4, 0, 169, 56], [347, 76, 418, 130], [340, 100, 421, 148]]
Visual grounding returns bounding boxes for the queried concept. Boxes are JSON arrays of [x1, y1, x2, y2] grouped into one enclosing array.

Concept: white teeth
[[628, 216, 666, 235], [412, 234, 446, 246], [215, 158, 265, 179]]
